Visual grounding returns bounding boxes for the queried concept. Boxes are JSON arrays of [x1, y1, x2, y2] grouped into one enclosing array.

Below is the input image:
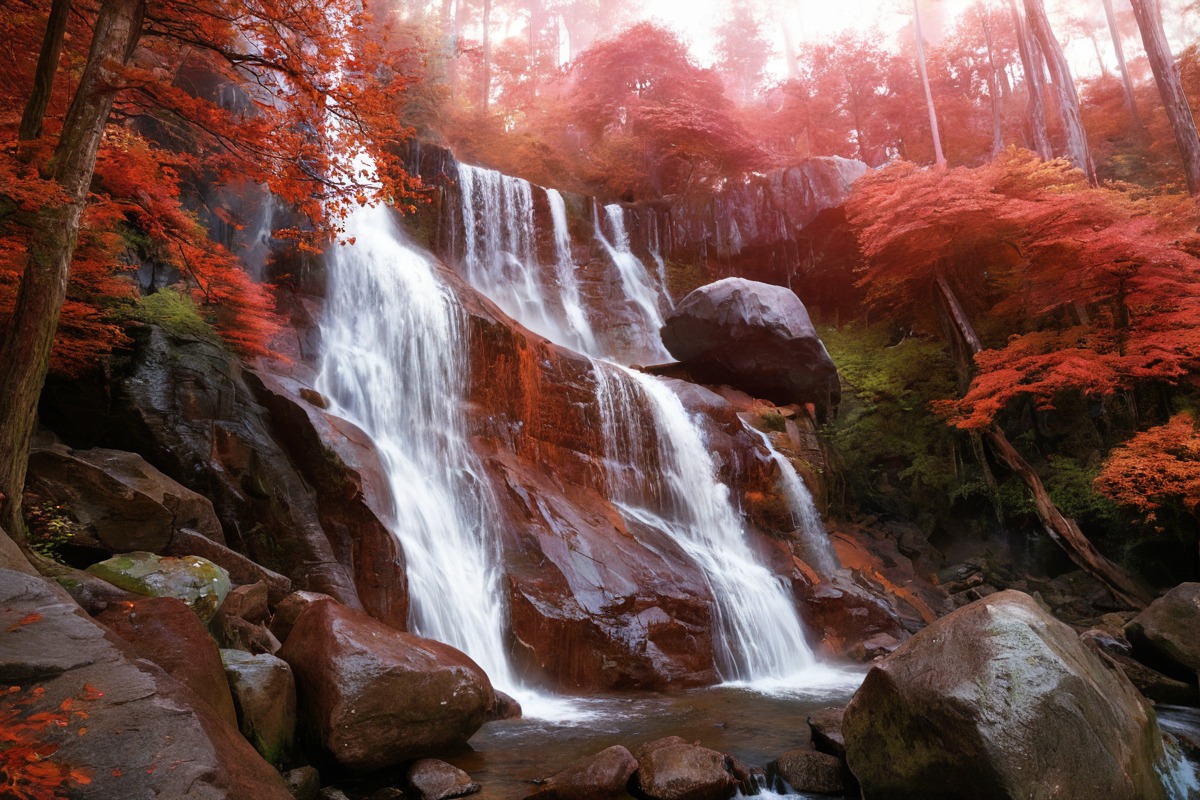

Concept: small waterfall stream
[[592, 202, 673, 364]]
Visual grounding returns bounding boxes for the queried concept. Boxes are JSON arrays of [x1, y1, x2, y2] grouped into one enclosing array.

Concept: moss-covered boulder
[[87, 552, 231, 622]]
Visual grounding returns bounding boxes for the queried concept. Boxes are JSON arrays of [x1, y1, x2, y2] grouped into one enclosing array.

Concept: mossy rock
[[87, 552, 231, 622]]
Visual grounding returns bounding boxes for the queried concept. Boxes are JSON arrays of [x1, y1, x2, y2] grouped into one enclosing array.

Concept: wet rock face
[[1125, 582, 1200, 678], [660, 279, 839, 419], [279, 599, 494, 771], [842, 590, 1172, 800], [0, 569, 292, 799], [102, 325, 361, 606], [221, 649, 297, 765], [87, 551, 231, 622], [525, 745, 639, 800], [632, 737, 739, 800]]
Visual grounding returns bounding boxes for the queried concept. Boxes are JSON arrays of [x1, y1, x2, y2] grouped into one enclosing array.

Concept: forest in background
[[2, 0, 1200, 592]]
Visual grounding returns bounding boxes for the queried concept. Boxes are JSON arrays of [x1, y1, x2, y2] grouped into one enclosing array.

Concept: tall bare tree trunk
[[933, 274, 1151, 610], [481, 0, 492, 111], [1129, 0, 1200, 194], [1102, 0, 1144, 133], [913, 0, 946, 167], [1023, 0, 1097, 184], [982, 7, 1005, 157], [18, 0, 72, 142], [1007, 0, 1053, 160], [0, 0, 144, 535]]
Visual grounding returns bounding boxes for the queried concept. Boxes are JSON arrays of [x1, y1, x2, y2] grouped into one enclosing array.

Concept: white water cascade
[[746, 426, 840, 577], [316, 202, 574, 714], [592, 362, 843, 687], [592, 202, 672, 364], [456, 163, 599, 356]]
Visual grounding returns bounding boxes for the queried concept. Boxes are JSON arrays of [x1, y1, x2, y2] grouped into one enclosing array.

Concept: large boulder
[[279, 599, 493, 770], [24, 445, 223, 553], [1125, 582, 1200, 677], [767, 749, 843, 795], [95, 596, 238, 727], [87, 551, 231, 622], [525, 745, 639, 800], [0, 569, 291, 799], [632, 737, 739, 800], [660, 279, 839, 418], [842, 590, 1173, 800]]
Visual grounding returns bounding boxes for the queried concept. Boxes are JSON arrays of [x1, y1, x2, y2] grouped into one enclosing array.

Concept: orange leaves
[[1095, 413, 1200, 520], [0, 684, 99, 799], [6, 613, 42, 633]]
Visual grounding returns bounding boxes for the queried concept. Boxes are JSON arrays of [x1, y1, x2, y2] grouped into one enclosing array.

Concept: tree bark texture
[[18, 0, 73, 142], [933, 274, 1151, 610], [0, 0, 144, 534], [913, 0, 946, 167], [1129, 0, 1200, 194], [1023, 0, 1097, 183], [1007, 0, 1053, 161], [1102, 0, 1143, 132]]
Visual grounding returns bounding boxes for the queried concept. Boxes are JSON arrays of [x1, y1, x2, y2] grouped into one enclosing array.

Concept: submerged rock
[[660, 279, 839, 419], [279, 599, 493, 770], [87, 551, 231, 622], [406, 759, 482, 800], [632, 736, 739, 800], [0, 569, 292, 799], [525, 745, 639, 800], [842, 590, 1173, 800]]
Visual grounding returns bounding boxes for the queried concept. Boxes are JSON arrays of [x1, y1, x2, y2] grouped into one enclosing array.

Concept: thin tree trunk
[[1007, 0, 1053, 160], [481, 0, 492, 111], [1103, 0, 1144, 133], [1129, 0, 1200, 194], [933, 273, 1151, 610], [982, 8, 1005, 157], [913, 0, 946, 167], [1023, 0, 1097, 183], [0, 0, 144, 536], [18, 0, 73, 142]]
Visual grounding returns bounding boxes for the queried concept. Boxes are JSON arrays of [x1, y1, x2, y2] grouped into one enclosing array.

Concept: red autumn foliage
[[847, 151, 1200, 431], [1095, 412, 1200, 520]]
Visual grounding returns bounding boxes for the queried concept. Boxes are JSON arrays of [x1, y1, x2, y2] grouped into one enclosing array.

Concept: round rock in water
[[407, 759, 481, 800], [633, 736, 738, 800], [842, 590, 1174, 800], [524, 745, 638, 800], [660, 278, 839, 418]]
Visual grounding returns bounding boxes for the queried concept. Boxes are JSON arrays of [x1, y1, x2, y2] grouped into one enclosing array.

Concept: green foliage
[[127, 287, 220, 343], [761, 411, 786, 433], [23, 504, 80, 562], [821, 323, 965, 519]]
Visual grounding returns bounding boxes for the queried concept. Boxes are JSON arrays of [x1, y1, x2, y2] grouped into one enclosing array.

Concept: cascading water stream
[[546, 188, 599, 355], [316, 202, 576, 717], [592, 363, 848, 687], [592, 202, 672, 364], [745, 426, 840, 577]]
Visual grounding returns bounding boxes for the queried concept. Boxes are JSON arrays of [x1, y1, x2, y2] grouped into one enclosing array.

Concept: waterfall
[[317, 202, 533, 704], [746, 426, 840, 577], [593, 361, 827, 684], [646, 212, 675, 312], [593, 203, 672, 364], [456, 163, 598, 355], [546, 188, 599, 355]]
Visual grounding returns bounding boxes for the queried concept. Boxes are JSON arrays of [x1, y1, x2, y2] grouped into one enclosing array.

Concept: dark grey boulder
[[660, 279, 838, 419], [842, 590, 1174, 800]]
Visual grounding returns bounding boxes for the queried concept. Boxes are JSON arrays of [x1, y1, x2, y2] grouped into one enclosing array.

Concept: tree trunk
[[932, 274, 1152, 609], [18, 0, 73, 142], [982, 8, 1005, 157], [1129, 0, 1200, 194], [481, 0, 492, 111], [0, 0, 144, 536], [913, 0, 946, 167], [1103, 0, 1144, 133], [1023, 0, 1097, 184], [1007, 0, 1053, 160]]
